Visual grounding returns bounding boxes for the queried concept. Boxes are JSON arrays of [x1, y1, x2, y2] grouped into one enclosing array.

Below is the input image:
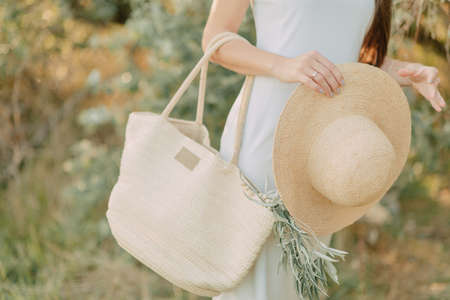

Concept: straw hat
[[272, 62, 411, 237]]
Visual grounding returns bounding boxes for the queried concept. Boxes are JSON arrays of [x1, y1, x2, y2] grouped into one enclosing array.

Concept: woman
[[201, 0, 446, 299]]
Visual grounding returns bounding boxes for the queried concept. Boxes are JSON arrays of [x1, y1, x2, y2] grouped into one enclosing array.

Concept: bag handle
[[197, 31, 243, 126], [161, 31, 255, 166]]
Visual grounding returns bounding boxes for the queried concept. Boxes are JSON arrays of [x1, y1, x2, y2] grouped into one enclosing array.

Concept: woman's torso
[[253, 0, 375, 61], [219, 0, 376, 192]]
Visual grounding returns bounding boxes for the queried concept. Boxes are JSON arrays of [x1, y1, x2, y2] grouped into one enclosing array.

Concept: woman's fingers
[[410, 68, 429, 83], [432, 89, 446, 111], [306, 68, 333, 96], [430, 97, 442, 112], [405, 66, 436, 84], [426, 88, 444, 112], [433, 76, 440, 86], [298, 73, 325, 95], [311, 60, 340, 95], [403, 65, 446, 111], [437, 90, 446, 107], [312, 51, 345, 86], [285, 50, 345, 97]]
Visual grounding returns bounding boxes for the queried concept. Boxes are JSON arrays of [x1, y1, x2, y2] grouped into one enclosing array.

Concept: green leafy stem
[[239, 171, 348, 300]]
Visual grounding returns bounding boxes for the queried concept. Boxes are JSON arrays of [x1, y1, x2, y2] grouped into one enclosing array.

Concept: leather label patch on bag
[[174, 146, 200, 171]]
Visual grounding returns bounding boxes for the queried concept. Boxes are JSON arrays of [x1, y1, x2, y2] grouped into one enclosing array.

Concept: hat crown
[[306, 115, 396, 207]]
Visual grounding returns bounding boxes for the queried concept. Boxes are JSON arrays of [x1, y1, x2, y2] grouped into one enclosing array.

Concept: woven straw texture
[[106, 31, 275, 297], [273, 62, 411, 237]]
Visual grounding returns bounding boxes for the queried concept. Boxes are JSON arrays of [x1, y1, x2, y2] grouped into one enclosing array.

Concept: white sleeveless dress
[[214, 0, 375, 299]]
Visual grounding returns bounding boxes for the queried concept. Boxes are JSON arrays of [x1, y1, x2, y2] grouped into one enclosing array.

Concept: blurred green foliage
[[0, 0, 449, 299]]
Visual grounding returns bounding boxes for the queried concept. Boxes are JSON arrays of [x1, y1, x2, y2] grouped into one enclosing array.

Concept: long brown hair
[[358, 0, 392, 67]]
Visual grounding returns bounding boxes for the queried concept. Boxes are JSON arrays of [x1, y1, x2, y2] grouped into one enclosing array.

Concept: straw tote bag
[[106, 31, 275, 297]]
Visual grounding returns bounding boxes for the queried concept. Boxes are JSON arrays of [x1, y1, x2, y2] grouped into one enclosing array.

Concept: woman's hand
[[270, 50, 345, 98], [397, 63, 447, 112]]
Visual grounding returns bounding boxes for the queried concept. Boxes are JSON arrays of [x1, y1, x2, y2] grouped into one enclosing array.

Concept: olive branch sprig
[[239, 171, 348, 300]]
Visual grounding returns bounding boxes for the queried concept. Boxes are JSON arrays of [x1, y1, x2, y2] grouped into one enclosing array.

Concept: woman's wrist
[[268, 55, 290, 79], [381, 57, 419, 87]]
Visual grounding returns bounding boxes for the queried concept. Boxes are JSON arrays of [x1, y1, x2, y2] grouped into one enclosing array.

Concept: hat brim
[[272, 62, 411, 236]]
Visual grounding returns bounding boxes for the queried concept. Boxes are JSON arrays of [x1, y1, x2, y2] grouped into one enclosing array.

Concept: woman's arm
[[380, 56, 446, 112], [201, 0, 344, 97], [201, 0, 280, 77]]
